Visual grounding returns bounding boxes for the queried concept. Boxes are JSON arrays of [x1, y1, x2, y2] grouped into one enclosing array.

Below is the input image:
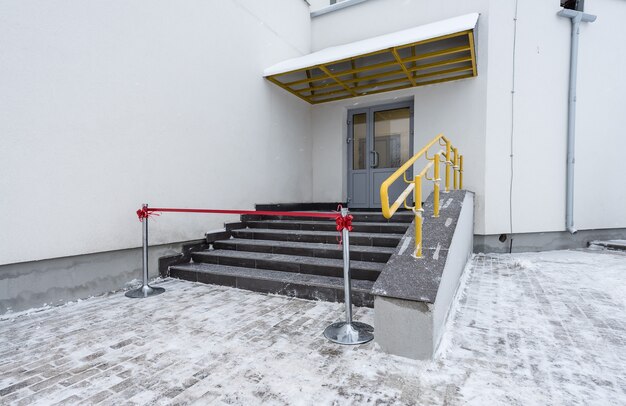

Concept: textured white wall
[[484, 0, 626, 234], [0, 0, 313, 265], [312, 0, 488, 51], [310, 0, 490, 233], [307, 0, 332, 12], [484, 0, 569, 234], [572, 0, 626, 230]]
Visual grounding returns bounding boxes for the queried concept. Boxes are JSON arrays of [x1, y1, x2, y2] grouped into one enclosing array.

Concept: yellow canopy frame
[[265, 29, 477, 104]]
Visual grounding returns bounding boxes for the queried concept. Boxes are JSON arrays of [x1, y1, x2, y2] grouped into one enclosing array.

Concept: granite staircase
[[168, 210, 413, 307]]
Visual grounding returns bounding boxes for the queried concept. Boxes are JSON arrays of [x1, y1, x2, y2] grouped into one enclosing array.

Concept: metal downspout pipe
[[557, 8, 596, 234]]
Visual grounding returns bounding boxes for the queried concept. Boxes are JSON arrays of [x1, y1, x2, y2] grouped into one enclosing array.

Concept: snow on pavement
[[0, 248, 624, 405]]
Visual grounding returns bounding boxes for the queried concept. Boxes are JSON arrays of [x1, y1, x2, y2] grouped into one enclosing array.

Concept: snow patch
[[397, 235, 411, 255], [433, 243, 441, 260]]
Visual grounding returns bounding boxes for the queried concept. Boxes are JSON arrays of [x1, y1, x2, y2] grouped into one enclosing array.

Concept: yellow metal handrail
[[380, 133, 463, 257]]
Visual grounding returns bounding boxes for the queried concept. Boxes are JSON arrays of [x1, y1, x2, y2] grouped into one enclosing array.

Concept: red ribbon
[[136, 206, 159, 222]]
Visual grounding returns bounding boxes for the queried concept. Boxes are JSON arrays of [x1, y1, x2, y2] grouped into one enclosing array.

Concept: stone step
[[169, 262, 375, 307], [242, 220, 409, 234], [241, 211, 414, 224], [191, 250, 382, 281], [230, 228, 402, 247], [213, 238, 394, 263]]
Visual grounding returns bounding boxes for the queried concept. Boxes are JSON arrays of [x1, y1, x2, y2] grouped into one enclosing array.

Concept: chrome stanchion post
[[342, 221, 353, 324], [126, 204, 165, 298], [323, 208, 374, 345]]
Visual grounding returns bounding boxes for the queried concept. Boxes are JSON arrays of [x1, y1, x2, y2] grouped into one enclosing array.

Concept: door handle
[[371, 150, 379, 168]]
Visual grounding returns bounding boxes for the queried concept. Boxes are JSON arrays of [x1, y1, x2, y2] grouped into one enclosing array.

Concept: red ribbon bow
[[335, 204, 353, 246], [136, 206, 159, 222], [335, 214, 353, 232]]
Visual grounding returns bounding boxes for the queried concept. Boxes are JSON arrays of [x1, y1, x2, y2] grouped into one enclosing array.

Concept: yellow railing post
[[433, 153, 440, 218], [414, 175, 423, 258], [459, 155, 463, 189], [445, 140, 451, 193], [378, 133, 464, 259], [453, 147, 459, 190]]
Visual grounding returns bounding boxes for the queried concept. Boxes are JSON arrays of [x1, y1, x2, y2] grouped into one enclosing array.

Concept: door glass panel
[[373, 108, 410, 169], [352, 113, 367, 170]]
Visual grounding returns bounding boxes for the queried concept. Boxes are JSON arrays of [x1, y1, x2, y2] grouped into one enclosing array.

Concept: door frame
[[347, 100, 414, 209]]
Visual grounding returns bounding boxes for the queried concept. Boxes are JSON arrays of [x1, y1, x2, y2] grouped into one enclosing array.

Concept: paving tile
[[0, 249, 625, 405], [0, 376, 41, 396]]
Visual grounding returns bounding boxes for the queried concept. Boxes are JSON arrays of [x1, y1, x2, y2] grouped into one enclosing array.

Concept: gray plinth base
[[374, 296, 433, 359], [323, 321, 374, 345], [125, 285, 165, 298]]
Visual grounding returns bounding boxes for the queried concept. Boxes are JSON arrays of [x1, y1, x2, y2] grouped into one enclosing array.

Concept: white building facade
[[1, 0, 625, 312]]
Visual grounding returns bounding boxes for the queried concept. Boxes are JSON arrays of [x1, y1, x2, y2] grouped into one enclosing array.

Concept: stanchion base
[[125, 285, 165, 299], [323, 321, 374, 345]]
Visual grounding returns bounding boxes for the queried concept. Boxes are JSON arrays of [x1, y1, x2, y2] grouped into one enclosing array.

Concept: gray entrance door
[[348, 102, 414, 209]]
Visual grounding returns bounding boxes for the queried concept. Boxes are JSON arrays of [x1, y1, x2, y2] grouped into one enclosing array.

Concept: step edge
[[170, 263, 374, 292], [191, 250, 384, 270], [231, 229, 404, 238], [214, 239, 397, 253]]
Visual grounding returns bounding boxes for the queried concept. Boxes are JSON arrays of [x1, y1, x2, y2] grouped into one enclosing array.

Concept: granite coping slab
[[372, 190, 468, 303]]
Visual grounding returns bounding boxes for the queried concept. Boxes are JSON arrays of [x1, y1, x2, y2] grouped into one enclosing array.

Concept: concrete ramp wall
[[373, 190, 474, 359]]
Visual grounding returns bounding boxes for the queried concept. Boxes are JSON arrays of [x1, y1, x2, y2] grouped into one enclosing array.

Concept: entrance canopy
[[264, 13, 479, 104]]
